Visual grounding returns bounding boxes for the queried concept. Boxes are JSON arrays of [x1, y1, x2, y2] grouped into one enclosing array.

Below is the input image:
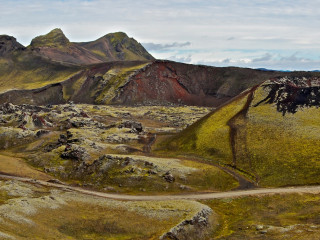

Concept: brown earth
[[0, 153, 50, 180]]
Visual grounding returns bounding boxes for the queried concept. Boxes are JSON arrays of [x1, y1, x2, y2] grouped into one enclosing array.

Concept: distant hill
[[113, 61, 320, 106], [1, 57, 320, 106], [0, 29, 153, 95], [78, 32, 154, 62], [27, 28, 154, 65], [162, 76, 320, 187]]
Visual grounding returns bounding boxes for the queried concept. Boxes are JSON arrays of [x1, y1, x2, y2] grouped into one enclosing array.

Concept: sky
[[0, 0, 320, 70]]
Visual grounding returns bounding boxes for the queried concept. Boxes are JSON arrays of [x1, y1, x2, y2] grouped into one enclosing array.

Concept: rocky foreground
[[0, 101, 221, 239], [0, 102, 239, 194]]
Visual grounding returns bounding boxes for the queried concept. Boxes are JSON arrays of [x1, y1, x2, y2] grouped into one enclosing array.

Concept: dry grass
[[0, 153, 50, 180], [203, 193, 320, 239], [0, 180, 205, 240]]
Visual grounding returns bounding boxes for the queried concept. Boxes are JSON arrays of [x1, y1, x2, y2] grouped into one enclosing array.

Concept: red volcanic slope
[[114, 60, 320, 106], [1, 60, 320, 107], [115, 62, 229, 106]]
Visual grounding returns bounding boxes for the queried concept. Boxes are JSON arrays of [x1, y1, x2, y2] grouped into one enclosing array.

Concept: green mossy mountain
[[79, 32, 155, 62], [162, 77, 320, 187], [0, 28, 153, 96]]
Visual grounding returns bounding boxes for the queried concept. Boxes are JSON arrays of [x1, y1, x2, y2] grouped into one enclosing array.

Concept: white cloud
[[168, 54, 192, 63], [252, 53, 273, 62], [142, 42, 191, 51]]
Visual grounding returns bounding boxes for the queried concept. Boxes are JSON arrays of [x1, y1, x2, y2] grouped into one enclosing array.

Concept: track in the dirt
[[1, 173, 320, 201]]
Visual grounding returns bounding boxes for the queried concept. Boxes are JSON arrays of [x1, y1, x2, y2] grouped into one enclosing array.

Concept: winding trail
[[1, 173, 320, 201]]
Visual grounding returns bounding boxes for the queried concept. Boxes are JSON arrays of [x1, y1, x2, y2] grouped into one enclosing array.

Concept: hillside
[[162, 76, 320, 187], [0, 46, 81, 94], [0, 29, 154, 94], [112, 61, 320, 106], [2, 58, 320, 106], [0, 61, 149, 104]]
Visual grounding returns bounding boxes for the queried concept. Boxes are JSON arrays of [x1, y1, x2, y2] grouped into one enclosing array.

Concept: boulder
[[36, 129, 50, 137], [163, 171, 175, 183], [0, 102, 16, 114], [60, 144, 89, 161], [118, 120, 143, 133], [58, 134, 68, 144]]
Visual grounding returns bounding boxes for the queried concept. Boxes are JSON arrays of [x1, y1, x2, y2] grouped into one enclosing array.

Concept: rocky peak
[[104, 32, 128, 41], [0, 35, 25, 56], [103, 32, 129, 50], [30, 28, 70, 48], [101, 32, 154, 60]]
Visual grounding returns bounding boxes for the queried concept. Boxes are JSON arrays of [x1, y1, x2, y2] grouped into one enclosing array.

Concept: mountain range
[[1, 28, 154, 65], [1, 28, 320, 107]]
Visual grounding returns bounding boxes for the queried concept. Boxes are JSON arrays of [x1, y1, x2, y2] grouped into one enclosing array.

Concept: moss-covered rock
[[30, 28, 70, 48]]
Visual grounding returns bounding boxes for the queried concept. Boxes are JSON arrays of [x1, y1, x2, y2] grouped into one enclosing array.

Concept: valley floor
[[1, 173, 320, 239], [0, 103, 319, 239]]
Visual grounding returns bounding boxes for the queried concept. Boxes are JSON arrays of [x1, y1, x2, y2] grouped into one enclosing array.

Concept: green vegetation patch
[[160, 93, 248, 162], [30, 28, 70, 48], [70, 154, 238, 194], [34, 201, 175, 239], [162, 84, 320, 187], [96, 63, 148, 104], [203, 193, 320, 240], [244, 87, 320, 186], [0, 53, 80, 93], [0, 190, 11, 205]]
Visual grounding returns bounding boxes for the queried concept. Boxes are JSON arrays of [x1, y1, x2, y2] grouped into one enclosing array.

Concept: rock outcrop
[[0, 35, 25, 56], [160, 206, 214, 240]]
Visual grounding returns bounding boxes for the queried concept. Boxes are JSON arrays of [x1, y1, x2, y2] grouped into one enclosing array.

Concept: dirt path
[[1, 173, 320, 201]]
